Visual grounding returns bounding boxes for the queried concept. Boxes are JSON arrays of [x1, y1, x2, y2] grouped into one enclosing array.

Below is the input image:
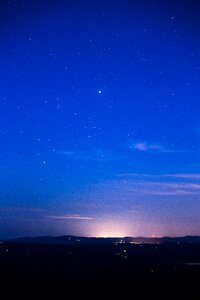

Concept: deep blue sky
[[0, 0, 200, 238]]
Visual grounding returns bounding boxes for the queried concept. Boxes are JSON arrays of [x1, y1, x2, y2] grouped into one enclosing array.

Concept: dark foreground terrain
[[0, 241, 200, 297]]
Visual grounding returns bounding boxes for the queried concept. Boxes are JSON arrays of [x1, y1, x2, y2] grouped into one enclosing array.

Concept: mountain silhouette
[[5, 235, 200, 245]]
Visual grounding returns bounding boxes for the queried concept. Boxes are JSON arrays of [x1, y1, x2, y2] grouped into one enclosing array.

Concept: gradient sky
[[0, 0, 200, 238]]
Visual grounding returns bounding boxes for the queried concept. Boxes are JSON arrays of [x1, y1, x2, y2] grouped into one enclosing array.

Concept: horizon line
[[2, 234, 200, 241]]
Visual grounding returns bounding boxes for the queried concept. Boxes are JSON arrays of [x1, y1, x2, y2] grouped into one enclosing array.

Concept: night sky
[[0, 0, 200, 238]]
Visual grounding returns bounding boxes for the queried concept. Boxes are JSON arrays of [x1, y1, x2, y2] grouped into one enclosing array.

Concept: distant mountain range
[[4, 235, 200, 245]]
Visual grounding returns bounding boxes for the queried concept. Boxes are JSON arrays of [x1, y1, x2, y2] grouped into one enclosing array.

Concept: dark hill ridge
[[4, 235, 200, 245]]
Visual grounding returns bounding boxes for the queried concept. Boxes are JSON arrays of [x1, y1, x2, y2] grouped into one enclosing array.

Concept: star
[[98, 90, 102, 94]]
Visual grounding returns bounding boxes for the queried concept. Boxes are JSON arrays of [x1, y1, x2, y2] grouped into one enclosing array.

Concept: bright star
[[98, 90, 102, 94]]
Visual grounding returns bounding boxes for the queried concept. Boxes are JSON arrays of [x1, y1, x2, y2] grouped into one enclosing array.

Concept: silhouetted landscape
[[7, 235, 200, 245], [1, 235, 200, 297]]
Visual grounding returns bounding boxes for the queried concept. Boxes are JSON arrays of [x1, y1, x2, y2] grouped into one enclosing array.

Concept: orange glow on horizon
[[91, 221, 131, 238]]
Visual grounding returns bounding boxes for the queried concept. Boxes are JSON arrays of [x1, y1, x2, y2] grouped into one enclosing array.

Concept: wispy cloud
[[94, 173, 200, 197], [128, 182, 200, 196], [128, 140, 190, 154], [118, 173, 200, 181], [164, 173, 200, 180], [47, 214, 93, 221], [133, 142, 164, 152], [56, 140, 191, 164]]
